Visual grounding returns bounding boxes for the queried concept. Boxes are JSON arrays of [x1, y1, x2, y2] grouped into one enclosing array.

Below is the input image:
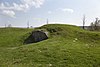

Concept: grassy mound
[[0, 28, 33, 47], [0, 24, 100, 67]]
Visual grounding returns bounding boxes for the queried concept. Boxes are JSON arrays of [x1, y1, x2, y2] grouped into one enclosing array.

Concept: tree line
[[82, 15, 100, 31], [89, 18, 100, 31]]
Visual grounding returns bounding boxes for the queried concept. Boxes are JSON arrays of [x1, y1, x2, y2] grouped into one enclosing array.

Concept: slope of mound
[[0, 24, 100, 67], [0, 28, 33, 47], [40, 24, 100, 44]]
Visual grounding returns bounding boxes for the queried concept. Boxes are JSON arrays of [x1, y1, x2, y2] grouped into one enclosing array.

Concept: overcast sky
[[0, 0, 100, 27]]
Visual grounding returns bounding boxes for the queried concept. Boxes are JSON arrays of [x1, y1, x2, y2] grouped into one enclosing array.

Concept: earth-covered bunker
[[24, 31, 48, 44]]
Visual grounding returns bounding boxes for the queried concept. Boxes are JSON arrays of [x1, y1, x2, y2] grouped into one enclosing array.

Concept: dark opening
[[24, 31, 48, 44]]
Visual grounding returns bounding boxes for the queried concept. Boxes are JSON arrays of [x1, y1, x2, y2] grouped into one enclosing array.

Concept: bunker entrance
[[24, 31, 48, 44]]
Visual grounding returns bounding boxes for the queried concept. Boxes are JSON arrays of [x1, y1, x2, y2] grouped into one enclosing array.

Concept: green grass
[[0, 27, 33, 47], [0, 24, 100, 67]]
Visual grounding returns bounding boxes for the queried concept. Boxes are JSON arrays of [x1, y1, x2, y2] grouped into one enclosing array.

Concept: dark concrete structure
[[24, 31, 48, 44]]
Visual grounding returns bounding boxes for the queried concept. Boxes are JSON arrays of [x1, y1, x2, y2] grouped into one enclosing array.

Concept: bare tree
[[94, 18, 98, 30], [5, 24, 6, 28], [90, 22, 94, 31], [89, 18, 100, 31], [27, 21, 29, 28], [8, 24, 12, 27], [83, 15, 86, 29], [94, 18, 100, 30], [46, 18, 49, 24]]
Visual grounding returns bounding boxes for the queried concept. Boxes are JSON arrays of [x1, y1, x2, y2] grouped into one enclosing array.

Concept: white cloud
[[0, 0, 45, 17], [2, 10, 15, 18], [48, 8, 74, 15], [21, 0, 45, 8], [61, 8, 74, 13], [0, 0, 45, 11], [13, 3, 29, 11]]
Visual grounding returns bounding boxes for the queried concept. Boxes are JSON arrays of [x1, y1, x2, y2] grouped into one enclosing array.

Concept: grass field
[[0, 24, 100, 67]]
